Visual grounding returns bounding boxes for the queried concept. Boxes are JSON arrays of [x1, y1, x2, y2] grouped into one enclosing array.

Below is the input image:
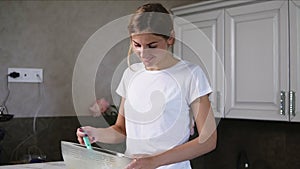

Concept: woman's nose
[[139, 47, 148, 58]]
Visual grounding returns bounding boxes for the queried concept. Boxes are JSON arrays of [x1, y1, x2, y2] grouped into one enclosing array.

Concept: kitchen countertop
[[0, 161, 66, 169]]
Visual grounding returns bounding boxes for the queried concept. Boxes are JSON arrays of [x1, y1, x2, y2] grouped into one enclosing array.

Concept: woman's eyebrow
[[132, 40, 158, 45]]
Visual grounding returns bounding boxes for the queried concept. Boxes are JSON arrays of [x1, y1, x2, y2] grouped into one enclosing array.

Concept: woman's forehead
[[131, 33, 164, 42]]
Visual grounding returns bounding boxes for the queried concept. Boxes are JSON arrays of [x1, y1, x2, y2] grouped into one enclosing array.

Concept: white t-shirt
[[116, 60, 212, 169]]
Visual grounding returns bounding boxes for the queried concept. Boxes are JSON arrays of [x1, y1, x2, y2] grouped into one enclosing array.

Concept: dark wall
[[0, 117, 80, 164], [0, 116, 123, 164], [1, 117, 300, 169], [192, 119, 300, 169]]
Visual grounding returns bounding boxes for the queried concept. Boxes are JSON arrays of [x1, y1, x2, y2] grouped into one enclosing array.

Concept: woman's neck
[[145, 54, 179, 71]]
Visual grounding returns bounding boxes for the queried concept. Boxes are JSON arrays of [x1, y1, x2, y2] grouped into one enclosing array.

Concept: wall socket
[[8, 68, 43, 83]]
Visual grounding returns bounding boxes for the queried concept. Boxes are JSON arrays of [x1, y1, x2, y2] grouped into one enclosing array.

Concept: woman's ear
[[167, 30, 175, 45]]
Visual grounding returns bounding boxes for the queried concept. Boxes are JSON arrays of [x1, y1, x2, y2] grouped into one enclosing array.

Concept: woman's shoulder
[[125, 62, 144, 71], [123, 62, 144, 75], [178, 60, 204, 72]]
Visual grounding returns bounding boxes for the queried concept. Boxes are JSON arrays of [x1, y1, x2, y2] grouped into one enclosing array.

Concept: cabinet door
[[173, 10, 225, 118], [290, 0, 300, 122], [224, 1, 289, 121]]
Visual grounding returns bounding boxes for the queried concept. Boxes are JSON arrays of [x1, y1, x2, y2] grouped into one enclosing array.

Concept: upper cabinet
[[290, 0, 300, 122], [224, 1, 289, 121], [173, 8, 225, 118], [172, 0, 299, 122]]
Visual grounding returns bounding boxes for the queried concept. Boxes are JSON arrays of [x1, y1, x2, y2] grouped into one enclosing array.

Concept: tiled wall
[[1, 117, 300, 169]]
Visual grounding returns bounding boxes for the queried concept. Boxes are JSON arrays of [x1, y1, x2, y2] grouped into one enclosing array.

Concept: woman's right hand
[[76, 126, 97, 145]]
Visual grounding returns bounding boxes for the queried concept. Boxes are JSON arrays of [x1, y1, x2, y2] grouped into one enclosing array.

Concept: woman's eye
[[133, 43, 141, 47], [149, 45, 157, 48], [132, 42, 157, 48]]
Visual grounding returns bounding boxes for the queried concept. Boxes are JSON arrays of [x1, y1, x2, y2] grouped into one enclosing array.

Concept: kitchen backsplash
[[0, 117, 299, 169]]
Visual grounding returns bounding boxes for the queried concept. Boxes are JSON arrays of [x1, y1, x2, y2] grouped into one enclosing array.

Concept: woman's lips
[[142, 57, 154, 63]]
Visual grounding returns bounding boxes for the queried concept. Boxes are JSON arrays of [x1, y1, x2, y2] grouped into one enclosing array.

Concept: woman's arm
[[77, 97, 127, 144], [157, 95, 217, 162], [125, 95, 217, 169]]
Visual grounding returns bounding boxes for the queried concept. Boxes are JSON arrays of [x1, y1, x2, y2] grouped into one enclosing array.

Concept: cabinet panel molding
[[290, 0, 300, 122], [224, 1, 289, 121], [173, 10, 225, 118], [172, 0, 297, 122], [172, 0, 260, 16]]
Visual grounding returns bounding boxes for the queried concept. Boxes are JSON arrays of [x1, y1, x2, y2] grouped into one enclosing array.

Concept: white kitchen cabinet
[[224, 1, 289, 121], [173, 0, 299, 122], [290, 0, 300, 122], [172, 9, 225, 118]]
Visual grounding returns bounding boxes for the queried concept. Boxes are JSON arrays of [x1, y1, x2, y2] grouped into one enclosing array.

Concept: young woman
[[77, 3, 217, 169]]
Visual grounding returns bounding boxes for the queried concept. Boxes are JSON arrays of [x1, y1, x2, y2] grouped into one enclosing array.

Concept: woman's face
[[131, 33, 173, 70]]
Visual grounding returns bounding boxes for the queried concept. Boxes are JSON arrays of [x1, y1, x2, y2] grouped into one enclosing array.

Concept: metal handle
[[290, 91, 296, 117], [280, 91, 285, 115]]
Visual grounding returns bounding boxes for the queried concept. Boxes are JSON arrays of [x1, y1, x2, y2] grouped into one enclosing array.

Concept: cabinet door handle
[[290, 91, 296, 117], [280, 91, 285, 115]]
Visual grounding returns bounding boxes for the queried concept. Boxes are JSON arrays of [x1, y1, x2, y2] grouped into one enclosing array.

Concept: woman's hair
[[127, 3, 174, 67], [128, 3, 173, 39]]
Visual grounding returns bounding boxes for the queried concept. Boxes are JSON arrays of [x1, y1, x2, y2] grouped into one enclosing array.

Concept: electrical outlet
[[8, 68, 43, 83]]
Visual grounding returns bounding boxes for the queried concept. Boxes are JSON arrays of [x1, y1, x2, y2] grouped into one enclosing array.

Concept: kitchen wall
[[0, 0, 202, 165], [0, 0, 201, 118], [1, 1, 300, 169]]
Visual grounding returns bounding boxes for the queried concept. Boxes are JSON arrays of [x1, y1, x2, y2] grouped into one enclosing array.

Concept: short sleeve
[[187, 66, 212, 104], [116, 68, 128, 98]]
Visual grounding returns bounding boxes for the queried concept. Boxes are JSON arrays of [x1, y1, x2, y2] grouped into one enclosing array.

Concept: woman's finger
[[76, 127, 87, 145], [125, 158, 139, 169]]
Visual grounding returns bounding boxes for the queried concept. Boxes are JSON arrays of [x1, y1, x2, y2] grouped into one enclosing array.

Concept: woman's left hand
[[125, 156, 158, 169]]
